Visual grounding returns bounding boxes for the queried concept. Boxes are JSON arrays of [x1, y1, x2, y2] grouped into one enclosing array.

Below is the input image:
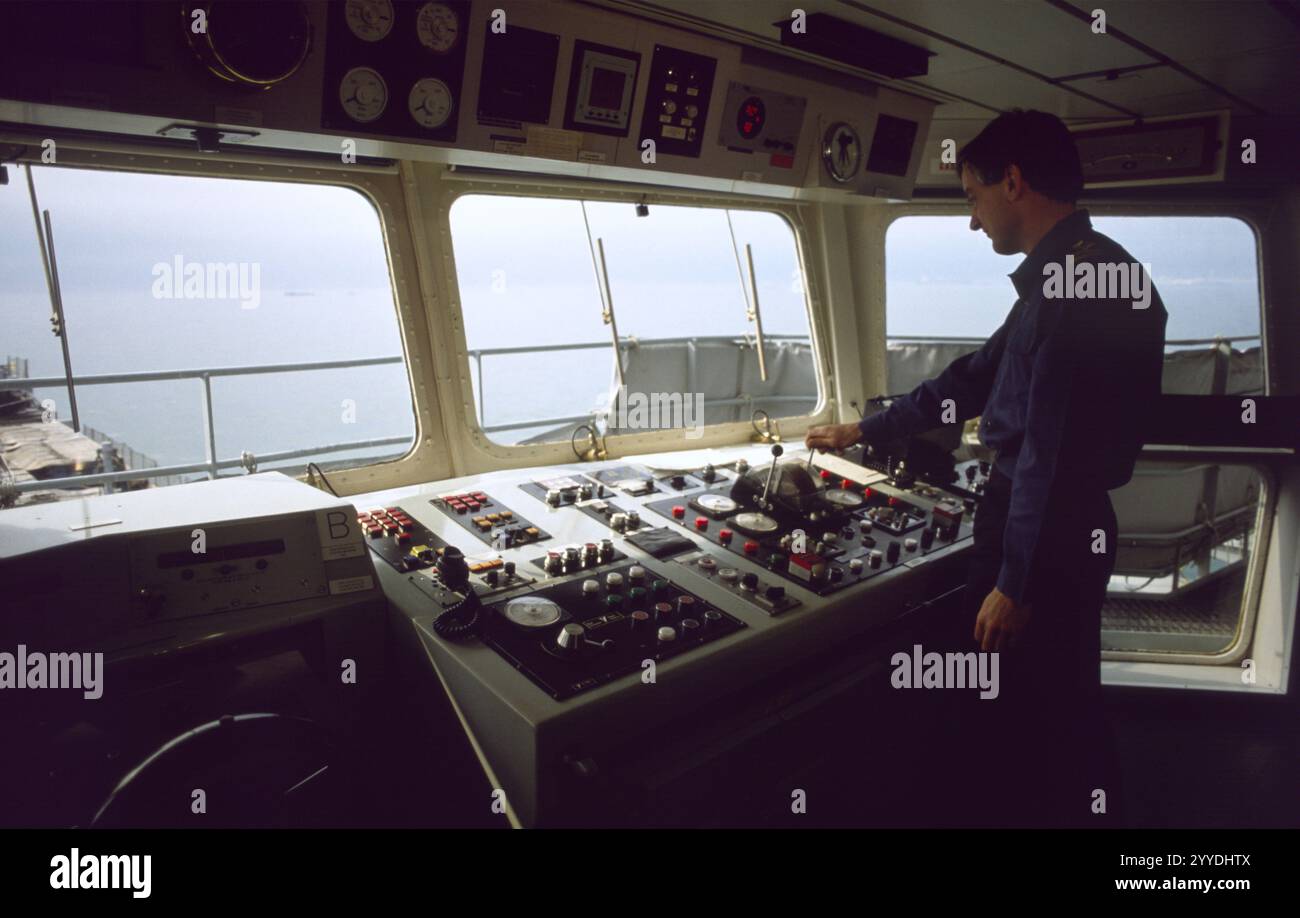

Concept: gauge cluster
[[322, 0, 469, 141]]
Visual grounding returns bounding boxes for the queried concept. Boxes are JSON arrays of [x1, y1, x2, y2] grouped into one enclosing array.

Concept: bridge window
[[0, 164, 412, 505], [449, 194, 818, 445], [885, 214, 1263, 395], [886, 215, 1268, 662]]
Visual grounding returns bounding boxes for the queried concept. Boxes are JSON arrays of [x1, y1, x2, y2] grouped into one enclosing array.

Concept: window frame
[[0, 139, 447, 498], [438, 178, 832, 455], [872, 201, 1282, 687]]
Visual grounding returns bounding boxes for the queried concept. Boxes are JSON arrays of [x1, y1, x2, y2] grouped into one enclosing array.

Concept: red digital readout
[[736, 96, 766, 139]]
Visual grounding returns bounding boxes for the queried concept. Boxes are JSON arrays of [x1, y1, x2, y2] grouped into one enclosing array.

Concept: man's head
[[957, 109, 1083, 256]]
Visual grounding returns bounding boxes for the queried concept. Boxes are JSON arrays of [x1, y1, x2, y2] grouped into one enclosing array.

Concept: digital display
[[737, 95, 765, 139], [588, 66, 625, 110], [157, 540, 286, 569]]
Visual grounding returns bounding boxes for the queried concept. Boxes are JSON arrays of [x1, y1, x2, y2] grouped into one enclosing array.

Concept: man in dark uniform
[[806, 110, 1167, 826]]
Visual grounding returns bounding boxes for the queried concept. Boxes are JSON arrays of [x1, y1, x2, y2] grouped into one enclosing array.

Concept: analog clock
[[339, 66, 388, 122], [822, 121, 861, 184], [409, 77, 454, 129], [344, 0, 394, 42], [416, 1, 461, 54]]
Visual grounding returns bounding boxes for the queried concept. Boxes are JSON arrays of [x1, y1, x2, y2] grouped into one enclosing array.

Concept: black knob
[[741, 572, 759, 591], [921, 528, 935, 550], [764, 584, 785, 601], [886, 542, 901, 564], [436, 546, 469, 588], [771, 444, 784, 458]]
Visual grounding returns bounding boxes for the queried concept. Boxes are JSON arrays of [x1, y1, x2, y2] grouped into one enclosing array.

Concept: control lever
[[759, 444, 784, 510]]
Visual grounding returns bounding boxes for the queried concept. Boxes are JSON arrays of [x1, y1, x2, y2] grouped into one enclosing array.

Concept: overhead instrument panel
[[638, 45, 717, 159], [716, 81, 806, 170], [563, 39, 640, 136], [321, 0, 470, 142], [866, 113, 920, 177], [476, 23, 561, 126]]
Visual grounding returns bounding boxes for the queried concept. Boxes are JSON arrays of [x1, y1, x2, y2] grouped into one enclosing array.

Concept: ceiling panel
[[1185, 44, 1300, 114], [908, 63, 1129, 118], [1062, 65, 1244, 116], [639, 0, 1002, 76], [1060, 0, 1300, 60], [840, 0, 1156, 77]]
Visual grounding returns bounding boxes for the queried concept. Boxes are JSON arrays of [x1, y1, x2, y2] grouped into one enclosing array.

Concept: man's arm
[[858, 316, 1013, 445]]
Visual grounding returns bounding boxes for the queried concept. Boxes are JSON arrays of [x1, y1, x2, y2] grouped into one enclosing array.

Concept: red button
[[864, 488, 873, 499], [841, 478, 853, 489], [671, 506, 686, 519], [888, 497, 899, 507], [743, 541, 759, 554], [695, 517, 708, 530], [473, 492, 488, 502], [819, 470, 831, 480], [466, 501, 480, 511], [397, 533, 411, 543], [719, 529, 733, 544]]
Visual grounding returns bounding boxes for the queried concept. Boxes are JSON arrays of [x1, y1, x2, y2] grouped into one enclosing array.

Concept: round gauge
[[184, 1, 312, 89], [409, 77, 453, 128], [695, 494, 738, 515], [822, 121, 862, 183], [339, 66, 388, 122], [733, 512, 779, 535], [416, 1, 461, 53], [662, 99, 678, 115], [822, 488, 865, 509], [345, 0, 394, 42], [504, 596, 563, 630], [737, 95, 766, 139]]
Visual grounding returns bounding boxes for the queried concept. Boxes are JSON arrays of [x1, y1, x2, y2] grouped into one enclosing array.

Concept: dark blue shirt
[[858, 210, 1168, 603]]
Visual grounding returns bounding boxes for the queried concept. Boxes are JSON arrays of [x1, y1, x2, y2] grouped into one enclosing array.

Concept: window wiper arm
[[726, 210, 768, 382], [579, 201, 626, 392], [24, 165, 81, 432]]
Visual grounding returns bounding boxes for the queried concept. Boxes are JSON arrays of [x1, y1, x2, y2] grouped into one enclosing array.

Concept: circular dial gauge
[[504, 597, 563, 630], [822, 488, 865, 508], [409, 77, 453, 128], [695, 494, 738, 515], [822, 121, 861, 183], [345, 0, 394, 42], [339, 67, 388, 122], [733, 512, 779, 535], [416, 1, 461, 53], [737, 95, 766, 139]]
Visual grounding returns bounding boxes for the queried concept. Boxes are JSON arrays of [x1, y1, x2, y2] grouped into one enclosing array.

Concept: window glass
[[450, 195, 817, 445], [885, 215, 1262, 395], [0, 165, 412, 506]]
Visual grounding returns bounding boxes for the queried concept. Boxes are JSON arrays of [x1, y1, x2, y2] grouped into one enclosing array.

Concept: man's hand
[[974, 587, 1031, 652], [804, 422, 862, 451]]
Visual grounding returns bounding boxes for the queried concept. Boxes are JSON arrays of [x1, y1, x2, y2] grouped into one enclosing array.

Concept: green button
[[605, 594, 623, 609], [628, 586, 646, 602], [652, 579, 669, 594]]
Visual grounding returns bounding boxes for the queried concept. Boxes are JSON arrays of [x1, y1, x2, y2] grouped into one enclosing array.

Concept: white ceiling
[[632, 0, 1300, 122]]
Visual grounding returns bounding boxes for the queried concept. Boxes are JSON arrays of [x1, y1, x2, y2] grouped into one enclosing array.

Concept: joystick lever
[[759, 444, 784, 510]]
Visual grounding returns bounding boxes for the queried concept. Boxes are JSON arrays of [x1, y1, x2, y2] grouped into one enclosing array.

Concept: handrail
[[1, 332, 1264, 495]]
